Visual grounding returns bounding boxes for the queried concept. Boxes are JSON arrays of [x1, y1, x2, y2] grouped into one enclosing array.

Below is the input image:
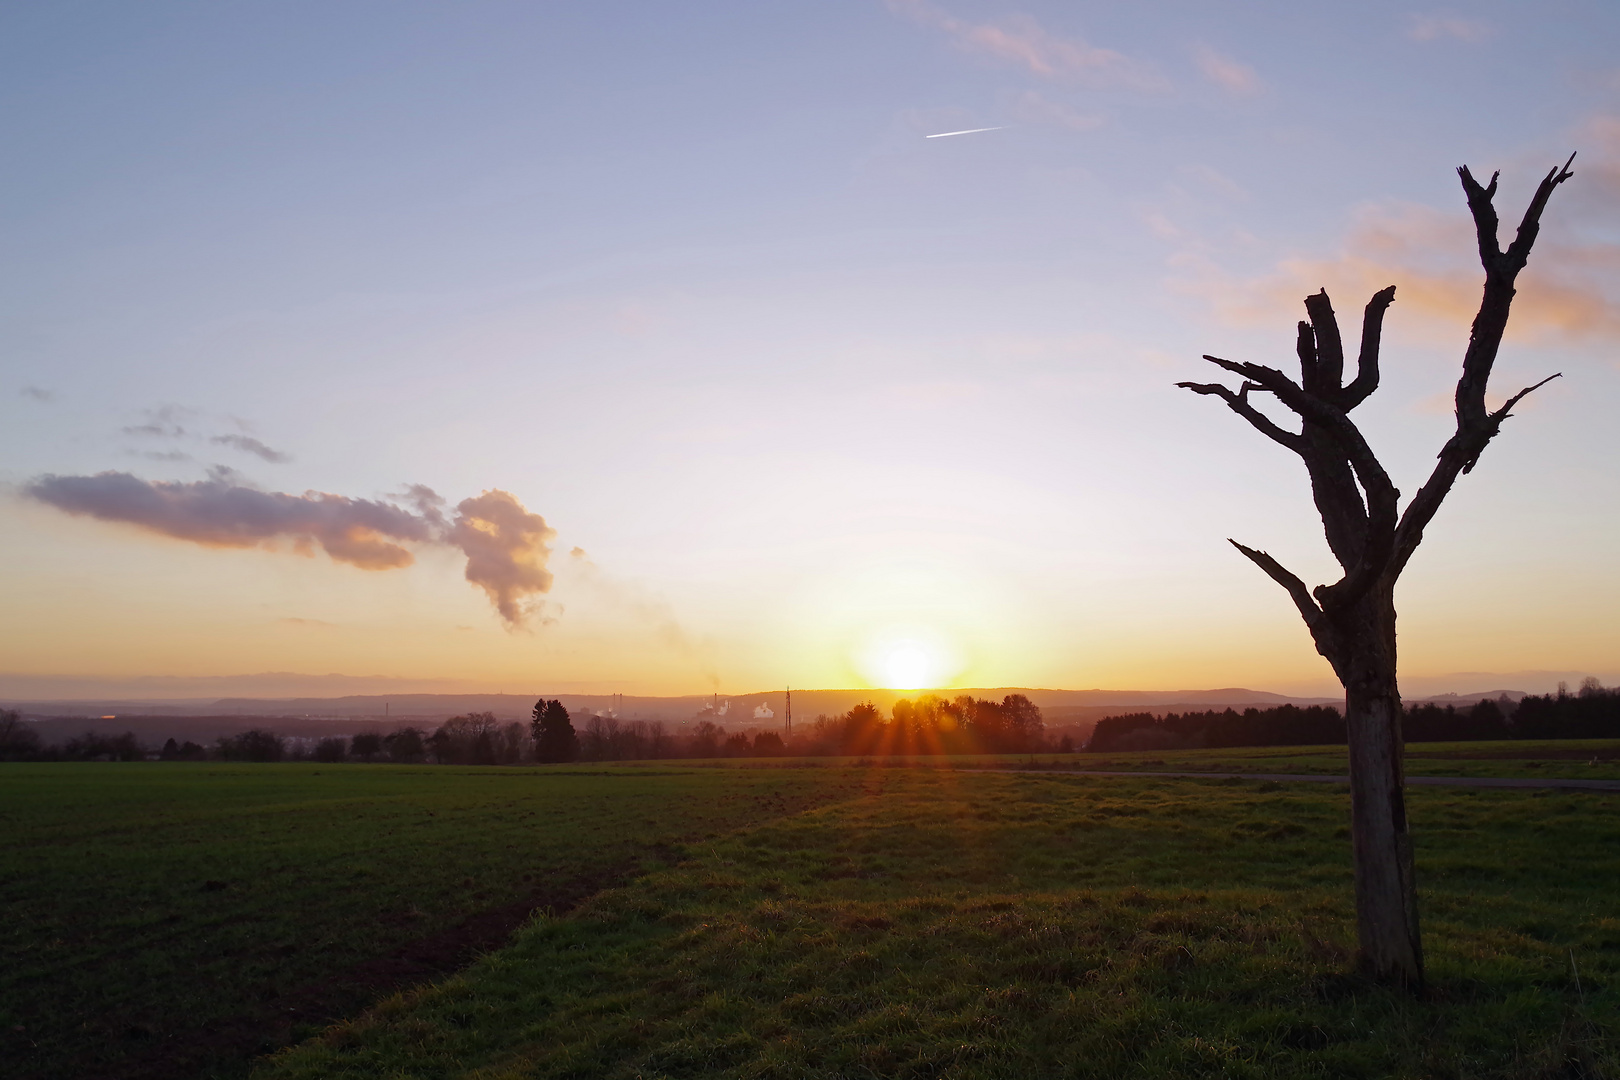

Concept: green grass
[[261, 766, 1620, 1079], [6, 753, 1617, 1080], [0, 763, 855, 1080], [940, 739, 1620, 781]]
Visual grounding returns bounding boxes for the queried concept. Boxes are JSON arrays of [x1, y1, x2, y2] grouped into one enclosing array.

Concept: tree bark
[[1333, 584, 1423, 989]]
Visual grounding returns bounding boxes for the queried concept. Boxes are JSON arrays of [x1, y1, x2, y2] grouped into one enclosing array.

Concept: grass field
[[0, 763, 854, 1079], [5, 744, 1619, 1079]]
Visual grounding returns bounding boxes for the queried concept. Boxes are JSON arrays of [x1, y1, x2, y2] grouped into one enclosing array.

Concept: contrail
[[925, 126, 1004, 139]]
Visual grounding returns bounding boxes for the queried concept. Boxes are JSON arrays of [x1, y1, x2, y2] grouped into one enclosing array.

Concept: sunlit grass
[[264, 768, 1620, 1079]]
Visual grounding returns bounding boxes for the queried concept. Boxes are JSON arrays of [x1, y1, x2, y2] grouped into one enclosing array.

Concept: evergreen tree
[[532, 698, 578, 763]]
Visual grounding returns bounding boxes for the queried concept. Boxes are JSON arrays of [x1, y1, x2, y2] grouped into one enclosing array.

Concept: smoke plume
[[451, 490, 556, 626], [24, 470, 556, 627]]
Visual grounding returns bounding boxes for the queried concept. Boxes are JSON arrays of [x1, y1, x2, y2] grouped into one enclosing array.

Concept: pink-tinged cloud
[[24, 471, 559, 627], [888, 0, 1164, 90], [26, 470, 431, 569], [450, 490, 556, 627], [1193, 45, 1262, 95], [1182, 182, 1620, 345]]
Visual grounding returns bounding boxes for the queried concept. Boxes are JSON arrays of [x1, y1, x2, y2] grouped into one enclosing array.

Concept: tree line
[[0, 694, 1051, 763], [1086, 679, 1620, 753]]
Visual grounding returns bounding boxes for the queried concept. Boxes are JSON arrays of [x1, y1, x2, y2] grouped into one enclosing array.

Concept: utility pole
[[785, 687, 792, 737]]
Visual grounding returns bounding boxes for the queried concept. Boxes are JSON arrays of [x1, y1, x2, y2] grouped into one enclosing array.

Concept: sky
[[2, 0, 1618, 699]]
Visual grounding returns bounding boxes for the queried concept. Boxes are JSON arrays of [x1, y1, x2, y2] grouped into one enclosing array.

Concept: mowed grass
[[925, 739, 1620, 782], [0, 763, 856, 1080], [262, 766, 1620, 1079]]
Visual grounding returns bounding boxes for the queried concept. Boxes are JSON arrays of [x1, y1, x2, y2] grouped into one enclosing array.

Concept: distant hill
[[9, 686, 1341, 719], [6, 685, 1552, 749]]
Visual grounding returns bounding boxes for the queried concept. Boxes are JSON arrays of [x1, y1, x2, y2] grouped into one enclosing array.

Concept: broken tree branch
[[1228, 539, 1339, 664], [1176, 380, 1306, 452], [1342, 286, 1397, 409]]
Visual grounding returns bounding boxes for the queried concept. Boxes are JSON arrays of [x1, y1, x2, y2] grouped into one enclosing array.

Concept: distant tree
[[1513, 684, 1620, 740], [433, 713, 502, 765], [690, 720, 721, 759], [218, 729, 284, 762], [497, 721, 527, 764], [60, 730, 141, 761], [648, 720, 669, 759], [533, 699, 578, 764], [1001, 694, 1044, 748], [582, 714, 620, 761], [753, 730, 785, 756], [1175, 157, 1574, 990], [722, 732, 751, 756], [384, 727, 427, 764], [349, 732, 384, 761], [0, 709, 41, 761], [841, 702, 885, 754], [313, 737, 348, 763]]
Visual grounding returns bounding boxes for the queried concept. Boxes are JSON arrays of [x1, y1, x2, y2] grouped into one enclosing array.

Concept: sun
[[854, 626, 961, 690], [882, 645, 932, 690]]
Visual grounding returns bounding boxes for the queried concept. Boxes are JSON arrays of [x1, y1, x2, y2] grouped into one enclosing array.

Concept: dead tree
[[1179, 157, 1574, 990]]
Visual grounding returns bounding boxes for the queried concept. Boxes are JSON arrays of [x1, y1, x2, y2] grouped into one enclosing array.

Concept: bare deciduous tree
[[1179, 156, 1574, 990]]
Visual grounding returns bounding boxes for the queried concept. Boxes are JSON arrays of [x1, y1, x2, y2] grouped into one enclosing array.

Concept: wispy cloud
[[1193, 45, 1262, 96], [122, 405, 192, 439], [210, 433, 291, 463], [19, 385, 53, 402], [1407, 13, 1492, 43], [888, 0, 1164, 90], [1008, 90, 1105, 131], [24, 471, 559, 628], [1185, 197, 1620, 343]]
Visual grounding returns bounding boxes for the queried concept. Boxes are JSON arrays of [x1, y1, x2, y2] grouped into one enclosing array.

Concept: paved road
[[967, 769, 1620, 792]]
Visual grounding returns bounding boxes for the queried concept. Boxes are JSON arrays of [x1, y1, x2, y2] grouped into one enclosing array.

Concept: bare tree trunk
[[1336, 585, 1422, 989]]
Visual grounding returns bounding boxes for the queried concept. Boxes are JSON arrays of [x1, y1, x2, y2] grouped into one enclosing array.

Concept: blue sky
[[2, 1, 1617, 697]]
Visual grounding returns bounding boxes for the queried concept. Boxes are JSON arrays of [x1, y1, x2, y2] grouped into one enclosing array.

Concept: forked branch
[[1176, 380, 1305, 452]]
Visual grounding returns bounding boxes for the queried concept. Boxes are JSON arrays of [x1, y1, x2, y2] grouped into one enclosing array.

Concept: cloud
[[1407, 14, 1492, 42], [23, 470, 560, 627], [889, 0, 1164, 90], [1183, 179, 1620, 344], [277, 617, 335, 628], [1008, 90, 1105, 131], [449, 490, 556, 627], [211, 434, 291, 463], [1193, 45, 1262, 95], [122, 405, 191, 439], [19, 386, 53, 402]]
